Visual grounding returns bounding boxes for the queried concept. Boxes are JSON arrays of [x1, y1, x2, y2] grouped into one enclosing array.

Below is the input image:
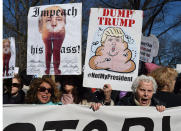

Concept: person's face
[[135, 81, 154, 106], [104, 36, 127, 56], [42, 15, 65, 33], [3, 42, 10, 54], [104, 36, 123, 47], [64, 84, 74, 94], [37, 82, 52, 104], [11, 78, 21, 95]]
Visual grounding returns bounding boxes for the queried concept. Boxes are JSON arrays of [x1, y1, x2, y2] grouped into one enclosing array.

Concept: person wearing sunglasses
[[3, 74, 25, 104], [26, 77, 61, 105]]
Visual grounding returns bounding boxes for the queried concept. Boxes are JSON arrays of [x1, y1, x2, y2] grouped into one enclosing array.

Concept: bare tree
[[99, 0, 181, 67], [3, 0, 64, 72], [3, 0, 181, 71]]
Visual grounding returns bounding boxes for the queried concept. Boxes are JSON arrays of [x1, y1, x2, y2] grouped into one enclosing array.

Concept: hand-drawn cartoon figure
[[39, 6, 66, 74], [89, 27, 136, 73], [3, 39, 11, 76]]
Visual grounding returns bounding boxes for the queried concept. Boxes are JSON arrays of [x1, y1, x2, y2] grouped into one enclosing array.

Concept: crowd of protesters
[[3, 64, 181, 112]]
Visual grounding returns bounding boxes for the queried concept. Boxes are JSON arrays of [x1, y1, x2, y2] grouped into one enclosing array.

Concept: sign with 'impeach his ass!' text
[[27, 3, 82, 75], [83, 8, 143, 91]]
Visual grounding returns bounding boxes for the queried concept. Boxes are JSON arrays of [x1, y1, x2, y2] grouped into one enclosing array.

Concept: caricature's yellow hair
[[101, 27, 124, 44], [38, 6, 66, 33]]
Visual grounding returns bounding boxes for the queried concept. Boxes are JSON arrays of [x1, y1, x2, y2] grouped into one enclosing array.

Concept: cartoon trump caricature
[[39, 6, 66, 75], [89, 27, 136, 73], [3, 39, 11, 76]]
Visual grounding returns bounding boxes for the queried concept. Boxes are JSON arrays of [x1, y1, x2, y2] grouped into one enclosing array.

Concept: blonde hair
[[101, 27, 124, 44], [148, 67, 178, 91]]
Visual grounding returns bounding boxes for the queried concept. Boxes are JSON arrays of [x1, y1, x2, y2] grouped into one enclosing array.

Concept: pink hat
[[145, 63, 161, 73]]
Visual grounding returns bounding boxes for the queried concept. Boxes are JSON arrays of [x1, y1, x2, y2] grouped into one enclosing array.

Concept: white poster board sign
[[3, 104, 181, 131], [14, 67, 19, 74], [83, 8, 143, 91], [140, 34, 159, 63], [27, 3, 82, 75], [3, 37, 16, 78], [176, 64, 181, 73]]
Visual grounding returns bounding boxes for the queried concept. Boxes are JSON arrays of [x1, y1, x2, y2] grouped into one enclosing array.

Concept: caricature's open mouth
[[112, 46, 115, 52], [108, 51, 118, 56], [108, 46, 118, 56]]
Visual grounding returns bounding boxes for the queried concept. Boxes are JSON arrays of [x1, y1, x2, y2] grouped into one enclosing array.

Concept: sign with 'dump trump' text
[[27, 3, 82, 75], [83, 8, 143, 91]]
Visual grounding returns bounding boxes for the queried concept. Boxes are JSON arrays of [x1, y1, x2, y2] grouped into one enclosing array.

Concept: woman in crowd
[[117, 75, 166, 112], [149, 67, 181, 107], [59, 75, 106, 111], [3, 74, 25, 104], [26, 77, 61, 105], [60, 76, 98, 105], [61, 79, 80, 104]]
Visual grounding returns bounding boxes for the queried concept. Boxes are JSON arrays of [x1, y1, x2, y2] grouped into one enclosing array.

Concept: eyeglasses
[[12, 83, 21, 88], [38, 86, 53, 93]]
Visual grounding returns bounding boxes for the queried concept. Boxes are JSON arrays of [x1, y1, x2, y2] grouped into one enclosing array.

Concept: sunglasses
[[12, 83, 21, 88], [38, 86, 53, 93]]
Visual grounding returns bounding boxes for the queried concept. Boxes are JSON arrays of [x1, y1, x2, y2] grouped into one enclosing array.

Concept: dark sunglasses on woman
[[38, 86, 53, 93], [12, 83, 21, 88]]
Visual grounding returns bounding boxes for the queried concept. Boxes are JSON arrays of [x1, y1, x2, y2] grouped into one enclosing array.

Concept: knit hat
[[145, 63, 161, 73]]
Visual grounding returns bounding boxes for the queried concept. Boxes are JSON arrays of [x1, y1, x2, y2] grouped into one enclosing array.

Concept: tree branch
[[19, 0, 27, 9], [142, 0, 169, 33], [143, 0, 181, 10], [157, 20, 181, 38], [19, 0, 30, 15], [3, 2, 16, 19], [3, 19, 24, 37], [100, 0, 120, 8], [127, 0, 134, 8], [31, 0, 41, 7], [142, 0, 152, 10]]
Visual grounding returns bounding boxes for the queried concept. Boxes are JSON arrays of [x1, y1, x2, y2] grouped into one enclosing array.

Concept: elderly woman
[[149, 67, 181, 107], [117, 75, 165, 112], [26, 77, 61, 105]]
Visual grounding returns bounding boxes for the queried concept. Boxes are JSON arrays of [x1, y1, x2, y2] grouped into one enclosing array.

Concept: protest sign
[[3, 37, 16, 78], [176, 64, 181, 73], [27, 3, 82, 75], [140, 34, 159, 63], [3, 104, 181, 131], [83, 8, 143, 91], [14, 67, 19, 74]]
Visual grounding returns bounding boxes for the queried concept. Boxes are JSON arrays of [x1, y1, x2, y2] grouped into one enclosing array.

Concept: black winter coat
[[3, 90, 25, 104]]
